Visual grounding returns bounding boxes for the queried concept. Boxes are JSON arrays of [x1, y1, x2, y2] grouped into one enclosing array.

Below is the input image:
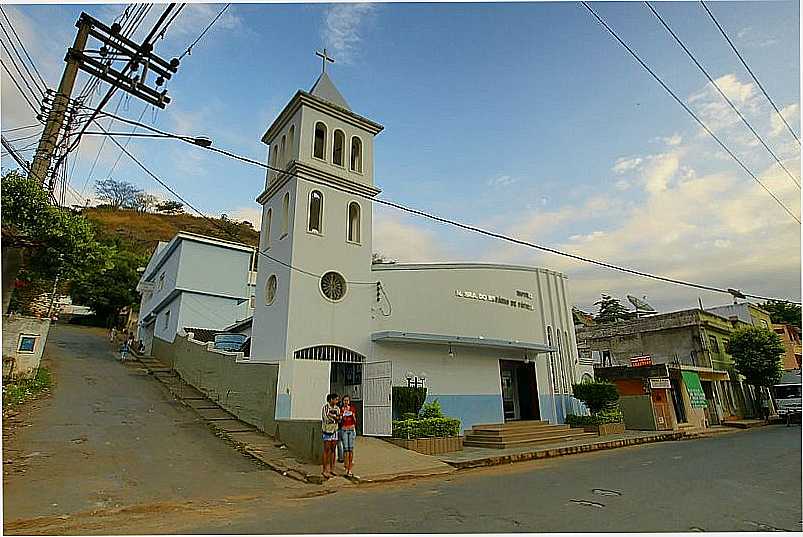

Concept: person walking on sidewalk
[[339, 395, 358, 478], [109, 326, 117, 342], [119, 339, 129, 362], [321, 393, 340, 479]]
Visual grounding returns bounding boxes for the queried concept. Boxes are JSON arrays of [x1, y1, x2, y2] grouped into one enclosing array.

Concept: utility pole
[[29, 10, 178, 190], [29, 18, 90, 186]]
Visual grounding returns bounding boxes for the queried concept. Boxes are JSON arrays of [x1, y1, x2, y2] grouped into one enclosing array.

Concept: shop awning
[[371, 331, 556, 354]]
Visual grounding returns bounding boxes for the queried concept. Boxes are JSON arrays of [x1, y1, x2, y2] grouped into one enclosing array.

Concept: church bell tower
[[250, 51, 384, 363]]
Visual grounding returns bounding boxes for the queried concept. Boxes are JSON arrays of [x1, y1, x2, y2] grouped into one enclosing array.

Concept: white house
[[248, 70, 591, 436], [136, 232, 256, 354]]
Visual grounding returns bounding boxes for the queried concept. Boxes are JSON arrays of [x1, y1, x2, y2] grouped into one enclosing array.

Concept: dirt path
[[3, 325, 306, 532]]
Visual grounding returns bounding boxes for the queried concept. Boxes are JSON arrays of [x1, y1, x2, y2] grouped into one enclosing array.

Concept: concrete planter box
[[571, 422, 626, 435], [389, 436, 463, 455]]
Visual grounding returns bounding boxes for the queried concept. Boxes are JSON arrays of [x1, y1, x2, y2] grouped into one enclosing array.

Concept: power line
[[0, 5, 48, 91], [78, 94, 125, 199], [645, 2, 799, 189], [0, 57, 39, 114], [6, 131, 42, 143], [0, 38, 43, 101], [2, 123, 40, 133], [700, 1, 800, 145], [88, 117, 377, 285], [79, 106, 801, 305], [580, 2, 800, 224], [178, 3, 230, 60]]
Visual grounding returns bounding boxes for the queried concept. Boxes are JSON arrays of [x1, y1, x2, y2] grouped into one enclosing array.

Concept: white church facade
[[248, 69, 591, 435]]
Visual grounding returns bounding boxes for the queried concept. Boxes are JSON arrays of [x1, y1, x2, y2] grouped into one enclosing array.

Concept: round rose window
[[320, 271, 347, 301]]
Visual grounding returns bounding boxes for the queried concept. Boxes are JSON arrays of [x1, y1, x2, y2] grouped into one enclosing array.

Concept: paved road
[[4, 325, 801, 534], [3, 325, 305, 533]]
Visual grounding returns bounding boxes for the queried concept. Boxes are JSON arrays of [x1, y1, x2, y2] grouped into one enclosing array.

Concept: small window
[[163, 310, 170, 330], [723, 339, 730, 353], [265, 274, 277, 305], [281, 193, 289, 236], [320, 271, 347, 301], [313, 122, 327, 159], [249, 295, 256, 309], [333, 130, 345, 166], [17, 335, 37, 353], [347, 201, 360, 243], [287, 125, 295, 160], [709, 336, 719, 353], [158, 272, 165, 291], [264, 208, 272, 248], [350, 136, 362, 172], [308, 190, 323, 233]]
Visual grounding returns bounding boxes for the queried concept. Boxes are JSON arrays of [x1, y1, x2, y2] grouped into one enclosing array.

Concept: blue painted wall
[[276, 393, 291, 419], [425, 394, 504, 432]]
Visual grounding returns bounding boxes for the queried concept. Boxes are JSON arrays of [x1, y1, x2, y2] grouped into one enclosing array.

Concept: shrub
[[566, 407, 623, 426], [392, 386, 427, 417], [571, 380, 619, 414], [2, 367, 52, 410], [419, 399, 443, 419], [392, 417, 461, 439]]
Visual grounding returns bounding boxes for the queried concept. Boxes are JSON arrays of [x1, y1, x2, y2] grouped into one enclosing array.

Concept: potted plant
[[389, 400, 463, 455]]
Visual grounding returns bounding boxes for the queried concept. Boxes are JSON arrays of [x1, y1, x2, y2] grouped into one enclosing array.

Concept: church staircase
[[463, 420, 597, 449]]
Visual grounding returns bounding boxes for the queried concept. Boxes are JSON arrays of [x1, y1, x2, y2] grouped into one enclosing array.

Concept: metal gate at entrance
[[363, 361, 392, 437]]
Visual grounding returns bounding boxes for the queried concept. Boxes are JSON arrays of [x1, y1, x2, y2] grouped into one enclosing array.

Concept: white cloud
[[770, 103, 800, 138], [372, 211, 442, 263], [321, 3, 377, 65], [642, 152, 680, 194], [230, 206, 262, 229], [612, 156, 642, 174], [486, 174, 518, 187]]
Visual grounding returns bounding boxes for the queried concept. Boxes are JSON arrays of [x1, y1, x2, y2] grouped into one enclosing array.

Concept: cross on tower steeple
[[315, 48, 335, 74]]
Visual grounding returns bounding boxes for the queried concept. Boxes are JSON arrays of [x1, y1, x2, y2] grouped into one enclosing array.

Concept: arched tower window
[[313, 122, 327, 160], [281, 192, 289, 237], [347, 202, 360, 243], [287, 125, 295, 161], [333, 130, 345, 166], [308, 190, 323, 233], [270, 145, 279, 182], [280, 135, 286, 165], [350, 136, 362, 172], [264, 208, 272, 248]]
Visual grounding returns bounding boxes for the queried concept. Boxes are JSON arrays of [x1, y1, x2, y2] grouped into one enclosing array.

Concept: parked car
[[772, 371, 802, 425]]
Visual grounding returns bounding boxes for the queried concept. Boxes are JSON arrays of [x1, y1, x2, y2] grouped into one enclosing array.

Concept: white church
[[246, 62, 592, 436]]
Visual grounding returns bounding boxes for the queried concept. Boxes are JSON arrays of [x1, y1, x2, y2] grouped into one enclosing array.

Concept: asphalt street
[[4, 325, 801, 534]]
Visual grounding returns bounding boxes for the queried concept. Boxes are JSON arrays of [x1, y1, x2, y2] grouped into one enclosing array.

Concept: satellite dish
[[627, 295, 656, 312]]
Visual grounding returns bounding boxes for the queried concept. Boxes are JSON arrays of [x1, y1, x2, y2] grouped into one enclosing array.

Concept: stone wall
[[2, 314, 50, 380], [153, 333, 279, 433]]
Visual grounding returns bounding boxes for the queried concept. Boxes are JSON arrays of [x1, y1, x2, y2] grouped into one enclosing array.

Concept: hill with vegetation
[[82, 206, 260, 258]]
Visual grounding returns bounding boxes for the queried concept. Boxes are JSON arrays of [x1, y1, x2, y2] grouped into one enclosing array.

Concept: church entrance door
[[499, 360, 540, 422]]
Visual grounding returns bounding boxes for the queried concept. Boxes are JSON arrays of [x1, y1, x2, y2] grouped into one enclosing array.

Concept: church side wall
[[152, 333, 279, 433]]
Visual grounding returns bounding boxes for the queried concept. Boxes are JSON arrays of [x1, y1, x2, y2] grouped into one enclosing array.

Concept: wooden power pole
[[29, 11, 178, 190]]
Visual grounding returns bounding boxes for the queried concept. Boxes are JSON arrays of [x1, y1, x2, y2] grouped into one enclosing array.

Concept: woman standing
[[339, 395, 357, 478], [321, 393, 340, 479]]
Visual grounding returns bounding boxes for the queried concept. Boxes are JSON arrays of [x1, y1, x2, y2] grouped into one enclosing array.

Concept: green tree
[[727, 326, 785, 418], [571, 380, 619, 414], [761, 300, 801, 329], [70, 247, 148, 326], [155, 200, 184, 214], [2, 171, 110, 311], [594, 294, 635, 324], [95, 178, 142, 209]]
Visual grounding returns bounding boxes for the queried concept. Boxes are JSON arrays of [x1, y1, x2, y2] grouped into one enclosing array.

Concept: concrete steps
[[464, 420, 596, 449]]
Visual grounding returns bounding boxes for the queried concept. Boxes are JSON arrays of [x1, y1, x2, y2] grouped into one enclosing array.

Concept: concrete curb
[[441, 432, 686, 470]]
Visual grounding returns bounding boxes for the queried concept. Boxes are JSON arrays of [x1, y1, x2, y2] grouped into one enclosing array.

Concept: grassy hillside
[[82, 207, 259, 257]]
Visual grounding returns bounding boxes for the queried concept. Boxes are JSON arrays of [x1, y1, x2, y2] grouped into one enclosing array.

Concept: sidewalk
[[437, 430, 685, 469], [132, 352, 453, 486]]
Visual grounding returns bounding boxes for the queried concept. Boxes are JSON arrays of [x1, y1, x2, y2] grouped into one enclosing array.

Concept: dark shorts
[[323, 431, 338, 443]]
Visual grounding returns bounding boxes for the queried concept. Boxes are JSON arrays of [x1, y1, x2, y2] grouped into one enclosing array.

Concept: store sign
[[681, 371, 708, 408], [649, 377, 671, 389], [454, 289, 533, 311], [630, 355, 653, 367]]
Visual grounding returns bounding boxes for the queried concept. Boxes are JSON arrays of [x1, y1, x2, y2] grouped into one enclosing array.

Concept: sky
[[1, 0, 800, 314]]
